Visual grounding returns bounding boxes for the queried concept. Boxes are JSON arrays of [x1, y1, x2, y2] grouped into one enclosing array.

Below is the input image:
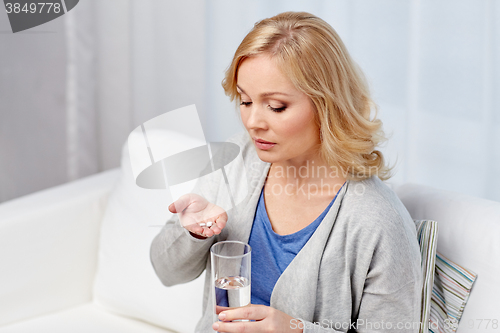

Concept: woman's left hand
[[212, 304, 304, 333]]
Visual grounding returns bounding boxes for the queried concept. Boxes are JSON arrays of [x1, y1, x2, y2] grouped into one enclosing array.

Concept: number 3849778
[[5, 3, 62, 14]]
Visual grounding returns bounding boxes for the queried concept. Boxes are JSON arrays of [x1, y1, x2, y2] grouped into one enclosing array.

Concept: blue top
[[248, 183, 344, 306]]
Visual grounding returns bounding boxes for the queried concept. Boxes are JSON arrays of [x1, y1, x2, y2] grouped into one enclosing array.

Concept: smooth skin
[[168, 193, 226, 238], [237, 54, 346, 237], [170, 53, 345, 332]]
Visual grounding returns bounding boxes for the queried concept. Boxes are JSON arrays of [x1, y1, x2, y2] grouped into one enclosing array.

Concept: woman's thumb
[[168, 194, 192, 213]]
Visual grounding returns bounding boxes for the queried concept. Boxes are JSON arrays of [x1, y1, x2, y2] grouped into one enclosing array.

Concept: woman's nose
[[244, 105, 268, 130]]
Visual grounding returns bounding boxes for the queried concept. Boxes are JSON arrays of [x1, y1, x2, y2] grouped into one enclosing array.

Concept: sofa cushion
[[429, 253, 477, 332], [92, 142, 205, 333], [0, 303, 174, 333], [0, 169, 118, 327], [395, 183, 500, 331], [414, 219, 438, 333]]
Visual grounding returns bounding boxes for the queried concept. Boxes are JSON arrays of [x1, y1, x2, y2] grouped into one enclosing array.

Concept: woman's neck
[[268, 154, 346, 189]]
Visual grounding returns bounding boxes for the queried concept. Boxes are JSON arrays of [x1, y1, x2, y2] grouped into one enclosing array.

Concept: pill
[[199, 222, 206, 227], [206, 221, 213, 227]]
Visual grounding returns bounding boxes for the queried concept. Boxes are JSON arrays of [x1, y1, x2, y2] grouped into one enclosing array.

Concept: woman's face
[[237, 54, 321, 164]]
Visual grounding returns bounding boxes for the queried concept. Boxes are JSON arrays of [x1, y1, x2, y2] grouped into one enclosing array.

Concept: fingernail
[[219, 312, 226, 320], [212, 322, 219, 330]]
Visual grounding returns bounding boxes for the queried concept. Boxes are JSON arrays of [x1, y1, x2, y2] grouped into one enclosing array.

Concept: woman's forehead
[[237, 55, 298, 95]]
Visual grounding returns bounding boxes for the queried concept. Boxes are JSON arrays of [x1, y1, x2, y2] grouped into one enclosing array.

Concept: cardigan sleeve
[[349, 201, 422, 332], [353, 280, 421, 332], [150, 217, 216, 287], [296, 278, 420, 332], [295, 265, 421, 332]]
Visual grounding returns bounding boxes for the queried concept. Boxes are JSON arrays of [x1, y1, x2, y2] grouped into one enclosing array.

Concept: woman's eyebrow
[[236, 85, 291, 97]]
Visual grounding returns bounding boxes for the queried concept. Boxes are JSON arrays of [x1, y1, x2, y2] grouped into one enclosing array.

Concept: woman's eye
[[240, 101, 252, 106], [268, 105, 286, 113]]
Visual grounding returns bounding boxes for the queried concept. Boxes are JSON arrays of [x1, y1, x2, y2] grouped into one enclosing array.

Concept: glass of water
[[211, 241, 251, 321]]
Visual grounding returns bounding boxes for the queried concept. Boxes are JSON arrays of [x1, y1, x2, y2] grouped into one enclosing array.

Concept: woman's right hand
[[168, 193, 227, 238]]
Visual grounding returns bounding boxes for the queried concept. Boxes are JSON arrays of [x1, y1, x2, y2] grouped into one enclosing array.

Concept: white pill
[[199, 222, 206, 227], [206, 221, 213, 227]]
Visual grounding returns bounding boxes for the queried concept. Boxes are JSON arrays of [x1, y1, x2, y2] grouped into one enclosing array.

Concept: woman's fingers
[[213, 305, 270, 332], [184, 223, 204, 235], [213, 320, 260, 333], [219, 305, 268, 321], [210, 212, 227, 235], [169, 193, 228, 237], [195, 224, 213, 237], [199, 219, 220, 237], [216, 305, 231, 315], [214, 212, 228, 230], [184, 217, 221, 237]]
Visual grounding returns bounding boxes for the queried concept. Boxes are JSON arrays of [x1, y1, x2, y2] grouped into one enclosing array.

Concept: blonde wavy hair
[[222, 11, 393, 181]]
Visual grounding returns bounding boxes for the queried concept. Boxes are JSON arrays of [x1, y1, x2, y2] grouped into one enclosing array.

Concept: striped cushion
[[414, 219, 439, 333], [429, 253, 477, 333]]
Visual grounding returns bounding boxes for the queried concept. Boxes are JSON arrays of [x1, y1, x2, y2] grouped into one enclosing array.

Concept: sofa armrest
[[0, 169, 120, 327]]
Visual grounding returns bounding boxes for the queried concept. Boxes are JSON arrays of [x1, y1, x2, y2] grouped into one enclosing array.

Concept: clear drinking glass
[[211, 241, 251, 321]]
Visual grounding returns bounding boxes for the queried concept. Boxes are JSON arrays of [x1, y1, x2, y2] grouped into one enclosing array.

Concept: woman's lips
[[253, 138, 276, 150]]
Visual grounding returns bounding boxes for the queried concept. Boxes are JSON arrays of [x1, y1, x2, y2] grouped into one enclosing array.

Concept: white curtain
[[1, 0, 499, 203]]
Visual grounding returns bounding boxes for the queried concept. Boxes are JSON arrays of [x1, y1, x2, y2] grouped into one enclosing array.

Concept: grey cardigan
[[150, 131, 422, 332]]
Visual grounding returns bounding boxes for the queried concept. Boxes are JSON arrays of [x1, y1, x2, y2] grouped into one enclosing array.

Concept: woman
[[151, 11, 422, 333]]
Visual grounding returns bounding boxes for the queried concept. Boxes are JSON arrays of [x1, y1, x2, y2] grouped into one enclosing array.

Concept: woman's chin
[[255, 150, 279, 163]]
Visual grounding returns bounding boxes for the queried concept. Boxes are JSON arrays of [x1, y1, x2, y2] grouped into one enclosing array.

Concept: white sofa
[[0, 166, 499, 332]]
